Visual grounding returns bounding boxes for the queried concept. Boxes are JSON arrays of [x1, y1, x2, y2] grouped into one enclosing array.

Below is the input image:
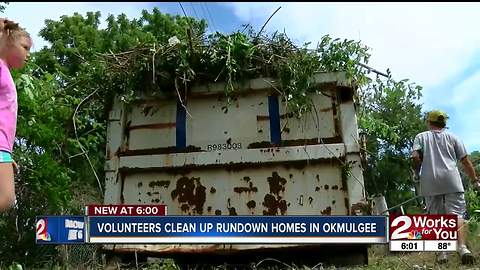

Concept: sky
[[3, 2, 480, 152]]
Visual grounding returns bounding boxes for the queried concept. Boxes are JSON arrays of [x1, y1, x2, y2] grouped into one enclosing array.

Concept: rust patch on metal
[[267, 172, 287, 195], [262, 194, 277, 215], [256, 115, 270, 121], [338, 86, 354, 103], [279, 200, 287, 213], [215, 210, 221, 215], [321, 206, 332, 215], [127, 122, 176, 131], [210, 187, 216, 194], [194, 183, 207, 214], [248, 141, 272, 148], [262, 194, 287, 216], [120, 158, 341, 175], [324, 184, 329, 190], [234, 182, 258, 194], [280, 137, 343, 147], [331, 95, 340, 136], [228, 207, 237, 216], [149, 180, 170, 189], [257, 112, 296, 121], [119, 145, 202, 156], [345, 198, 350, 215], [120, 174, 126, 204], [341, 168, 348, 191], [246, 200, 256, 209], [171, 176, 206, 214], [247, 137, 342, 149], [282, 160, 308, 170], [181, 204, 189, 212], [319, 107, 333, 112]]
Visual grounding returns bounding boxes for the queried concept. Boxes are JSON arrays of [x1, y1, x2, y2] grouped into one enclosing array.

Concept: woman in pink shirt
[[0, 18, 31, 211]]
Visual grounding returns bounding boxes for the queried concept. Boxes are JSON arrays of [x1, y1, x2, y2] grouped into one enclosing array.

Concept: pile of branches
[[98, 25, 371, 117]]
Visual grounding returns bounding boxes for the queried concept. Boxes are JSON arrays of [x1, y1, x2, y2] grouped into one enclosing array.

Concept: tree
[[358, 74, 425, 209], [0, 6, 428, 266], [0, 8, 207, 267]]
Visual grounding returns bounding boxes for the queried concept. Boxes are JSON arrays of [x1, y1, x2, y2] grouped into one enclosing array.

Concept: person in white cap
[[412, 109, 480, 265]]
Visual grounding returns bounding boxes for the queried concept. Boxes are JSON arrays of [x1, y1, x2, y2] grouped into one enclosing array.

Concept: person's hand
[[12, 160, 19, 174]]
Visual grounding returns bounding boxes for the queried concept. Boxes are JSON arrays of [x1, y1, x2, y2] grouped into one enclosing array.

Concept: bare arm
[[461, 156, 478, 182], [411, 150, 422, 178]]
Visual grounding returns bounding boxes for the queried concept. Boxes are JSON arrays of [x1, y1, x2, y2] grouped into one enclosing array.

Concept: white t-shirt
[[413, 130, 467, 196]]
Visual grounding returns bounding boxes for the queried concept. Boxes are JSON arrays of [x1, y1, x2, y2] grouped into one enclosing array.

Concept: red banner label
[[389, 215, 457, 241], [86, 205, 167, 216]]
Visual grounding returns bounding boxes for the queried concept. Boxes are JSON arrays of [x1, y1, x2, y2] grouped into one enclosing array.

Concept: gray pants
[[424, 192, 466, 218]]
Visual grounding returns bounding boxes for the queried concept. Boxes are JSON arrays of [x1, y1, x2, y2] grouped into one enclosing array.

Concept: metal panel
[[122, 162, 348, 216], [279, 93, 337, 142], [126, 100, 177, 150], [103, 72, 367, 254], [186, 93, 268, 151]]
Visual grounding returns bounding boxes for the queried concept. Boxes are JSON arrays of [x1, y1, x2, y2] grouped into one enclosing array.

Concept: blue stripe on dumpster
[[268, 95, 281, 145], [176, 100, 186, 151]]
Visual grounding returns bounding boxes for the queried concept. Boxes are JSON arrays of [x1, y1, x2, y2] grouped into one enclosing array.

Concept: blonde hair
[[3, 21, 30, 41]]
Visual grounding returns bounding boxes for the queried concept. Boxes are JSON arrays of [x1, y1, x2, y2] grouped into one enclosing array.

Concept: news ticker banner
[[35, 203, 458, 251], [36, 215, 386, 244], [88, 216, 386, 244], [389, 215, 458, 252]]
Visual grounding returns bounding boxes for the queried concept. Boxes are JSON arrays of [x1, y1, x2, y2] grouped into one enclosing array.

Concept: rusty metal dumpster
[[102, 71, 367, 260]]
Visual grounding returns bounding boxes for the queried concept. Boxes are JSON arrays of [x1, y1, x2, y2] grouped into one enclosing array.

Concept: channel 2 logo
[[389, 215, 457, 241], [36, 218, 51, 242]]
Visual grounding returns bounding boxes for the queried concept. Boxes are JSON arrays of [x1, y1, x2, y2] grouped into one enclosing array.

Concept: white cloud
[[447, 71, 480, 151], [227, 3, 480, 87], [227, 2, 480, 151]]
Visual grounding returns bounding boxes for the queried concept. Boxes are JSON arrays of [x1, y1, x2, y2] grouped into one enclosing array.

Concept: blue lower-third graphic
[[36, 216, 85, 244]]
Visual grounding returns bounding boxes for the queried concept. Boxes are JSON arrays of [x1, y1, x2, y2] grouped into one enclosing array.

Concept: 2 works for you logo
[[389, 215, 457, 241], [36, 216, 86, 244], [36, 218, 51, 242]]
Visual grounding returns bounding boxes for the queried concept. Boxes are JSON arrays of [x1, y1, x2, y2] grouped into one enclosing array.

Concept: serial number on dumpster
[[207, 143, 242, 151]]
